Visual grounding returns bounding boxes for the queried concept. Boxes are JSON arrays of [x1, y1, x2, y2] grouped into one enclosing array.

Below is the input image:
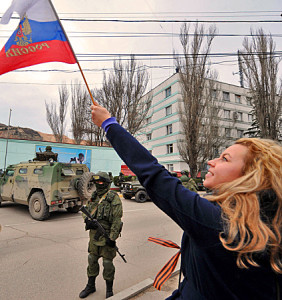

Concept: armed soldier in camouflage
[[79, 172, 123, 299], [180, 170, 198, 193]]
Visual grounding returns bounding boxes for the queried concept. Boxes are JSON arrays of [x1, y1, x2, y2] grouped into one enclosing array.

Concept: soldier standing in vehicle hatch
[[79, 171, 123, 299]]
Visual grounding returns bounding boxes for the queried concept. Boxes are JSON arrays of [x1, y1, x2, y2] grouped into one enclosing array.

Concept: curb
[[108, 278, 154, 300], [108, 269, 180, 300]]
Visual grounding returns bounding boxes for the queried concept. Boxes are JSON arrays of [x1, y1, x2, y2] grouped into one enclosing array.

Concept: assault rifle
[[80, 206, 127, 263]]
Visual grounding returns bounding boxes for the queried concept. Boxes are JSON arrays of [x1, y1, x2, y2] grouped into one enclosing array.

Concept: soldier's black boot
[[106, 280, 113, 298], [79, 276, 96, 298]]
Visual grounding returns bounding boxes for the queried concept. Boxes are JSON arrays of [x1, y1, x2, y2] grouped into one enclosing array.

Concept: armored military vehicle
[[0, 148, 96, 220], [120, 180, 150, 203]]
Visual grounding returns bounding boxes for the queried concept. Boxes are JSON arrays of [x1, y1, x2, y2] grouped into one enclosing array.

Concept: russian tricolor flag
[[0, 0, 76, 76]]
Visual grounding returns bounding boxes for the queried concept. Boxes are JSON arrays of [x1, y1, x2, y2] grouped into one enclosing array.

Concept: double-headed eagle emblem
[[14, 16, 32, 46]]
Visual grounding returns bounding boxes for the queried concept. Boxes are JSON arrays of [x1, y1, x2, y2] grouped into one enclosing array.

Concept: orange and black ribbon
[[148, 237, 181, 291]]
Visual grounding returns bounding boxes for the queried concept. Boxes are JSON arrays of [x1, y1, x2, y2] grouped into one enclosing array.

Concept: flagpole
[[4, 109, 12, 171], [47, 0, 98, 106]]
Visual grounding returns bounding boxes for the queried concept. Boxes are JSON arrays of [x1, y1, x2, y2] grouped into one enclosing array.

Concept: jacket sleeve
[[106, 123, 222, 245], [109, 195, 123, 241]]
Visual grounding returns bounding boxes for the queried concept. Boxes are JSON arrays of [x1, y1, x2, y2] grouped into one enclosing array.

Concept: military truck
[[120, 180, 150, 203], [0, 148, 96, 221]]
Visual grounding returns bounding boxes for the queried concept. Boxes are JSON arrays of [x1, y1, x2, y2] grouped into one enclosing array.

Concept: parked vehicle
[[0, 149, 96, 220], [193, 177, 206, 191], [120, 180, 150, 203]]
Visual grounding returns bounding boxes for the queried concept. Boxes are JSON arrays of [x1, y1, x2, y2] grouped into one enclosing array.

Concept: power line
[[8, 16, 282, 23], [75, 51, 282, 58], [2, 10, 281, 14], [0, 51, 279, 73], [2, 33, 282, 39], [56, 10, 282, 15]]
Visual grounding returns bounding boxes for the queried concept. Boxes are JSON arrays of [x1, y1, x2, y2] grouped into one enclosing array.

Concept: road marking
[[3, 216, 80, 227], [3, 209, 149, 227], [124, 209, 148, 213], [4, 221, 38, 227]]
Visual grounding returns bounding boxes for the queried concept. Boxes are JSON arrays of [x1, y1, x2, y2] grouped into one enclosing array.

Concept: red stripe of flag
[[0, 39, 75, 75]]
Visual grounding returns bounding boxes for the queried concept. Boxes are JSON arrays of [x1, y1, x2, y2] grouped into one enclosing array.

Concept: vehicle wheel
[[77, 172, 96, 200], [123, 194, 132, 200], [66, 205, 80, 213], [28, 192, 50, 221], [135, 190, 147, 203]]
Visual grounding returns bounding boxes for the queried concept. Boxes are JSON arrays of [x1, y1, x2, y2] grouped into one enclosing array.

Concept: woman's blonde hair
[[206, 138, 282, 273]]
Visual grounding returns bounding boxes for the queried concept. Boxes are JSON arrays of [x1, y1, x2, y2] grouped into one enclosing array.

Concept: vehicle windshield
[[6, 169, 15, 176], [62, 169, 75, 176]]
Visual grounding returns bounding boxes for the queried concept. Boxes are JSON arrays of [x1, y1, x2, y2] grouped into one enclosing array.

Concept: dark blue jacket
[[106, 123, 281, 300]]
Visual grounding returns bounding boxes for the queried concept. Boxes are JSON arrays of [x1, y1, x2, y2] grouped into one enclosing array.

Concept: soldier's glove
[[84, 218, 98, 231], [106, 238, 116, 248]]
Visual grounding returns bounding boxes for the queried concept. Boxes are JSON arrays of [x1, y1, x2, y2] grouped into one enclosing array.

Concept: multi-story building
[[137, 72, 253, 172]]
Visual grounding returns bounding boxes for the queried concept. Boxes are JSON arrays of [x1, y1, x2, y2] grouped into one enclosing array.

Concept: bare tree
[[83, 94, 107, 146], [123, 57, 151, 135], [70, 82, 88, 144], [92, 55, 151, 141], [240, 28, 282, 140], [45, 84, 69, 142], [175, 23, 224, 177]]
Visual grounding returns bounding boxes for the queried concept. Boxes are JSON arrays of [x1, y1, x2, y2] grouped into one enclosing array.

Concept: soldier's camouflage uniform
[[86, 189, 123, 281], [180, 174, 198, 193]]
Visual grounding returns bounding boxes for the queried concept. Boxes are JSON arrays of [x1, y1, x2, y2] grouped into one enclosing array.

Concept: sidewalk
[[109, 192, 207, 299], [109, 270, 179, 300]]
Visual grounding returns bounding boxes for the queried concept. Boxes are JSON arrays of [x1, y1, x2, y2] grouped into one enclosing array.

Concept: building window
[[146, 117, 151, 124], [235, 94, 241, 104], [165, 87, 171, 98], [167, 164, 174, 172], [237, 112, 243, 121], [237, 129, 244, 138], [225, 128, 231, 137], [223, 91, 230, 102], [246, 97, 252, 106], [167, 144, 173, 154], [248, 114, 253, 122], [146, 133, 152, 140], [224, 109, 231, 119], [166, 124, 172, 135], [166, 105, 172, 116], [212, 89, 217, 99]]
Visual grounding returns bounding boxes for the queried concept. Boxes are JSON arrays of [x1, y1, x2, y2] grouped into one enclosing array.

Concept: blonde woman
[[91, 103, 281, 300]]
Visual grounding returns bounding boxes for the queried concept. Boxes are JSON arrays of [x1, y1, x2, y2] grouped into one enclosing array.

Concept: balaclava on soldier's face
[[95, 181, 111, 197]]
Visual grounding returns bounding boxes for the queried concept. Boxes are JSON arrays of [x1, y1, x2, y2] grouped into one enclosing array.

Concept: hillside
[[0, 123, 74, 144], [0, 123, 111, 146]]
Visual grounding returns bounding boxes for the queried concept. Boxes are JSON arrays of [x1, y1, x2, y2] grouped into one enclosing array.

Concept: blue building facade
[[0, 138, 123, 176]]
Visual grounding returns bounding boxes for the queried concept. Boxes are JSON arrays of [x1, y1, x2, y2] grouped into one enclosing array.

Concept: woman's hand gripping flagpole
[[91, 104, 112, 128]]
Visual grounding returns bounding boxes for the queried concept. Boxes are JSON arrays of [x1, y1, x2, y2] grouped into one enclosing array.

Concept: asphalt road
[[0, 195, 183, 300]]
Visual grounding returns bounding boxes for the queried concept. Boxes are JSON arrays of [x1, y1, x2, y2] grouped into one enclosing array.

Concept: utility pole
[[4, 109, 12, 171], [237, 50, 244, 88]]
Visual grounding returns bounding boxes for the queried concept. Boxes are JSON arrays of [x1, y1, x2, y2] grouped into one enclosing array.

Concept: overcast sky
[[0, 0, 281, 136]]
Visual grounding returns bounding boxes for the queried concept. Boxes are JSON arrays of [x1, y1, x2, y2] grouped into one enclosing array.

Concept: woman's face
[[203, 144, 249, 190]]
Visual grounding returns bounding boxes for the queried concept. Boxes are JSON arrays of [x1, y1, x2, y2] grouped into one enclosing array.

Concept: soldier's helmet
[[93, 171, 112, 192], [93, 171, 112, 183], [45, 146, 52, 151]]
